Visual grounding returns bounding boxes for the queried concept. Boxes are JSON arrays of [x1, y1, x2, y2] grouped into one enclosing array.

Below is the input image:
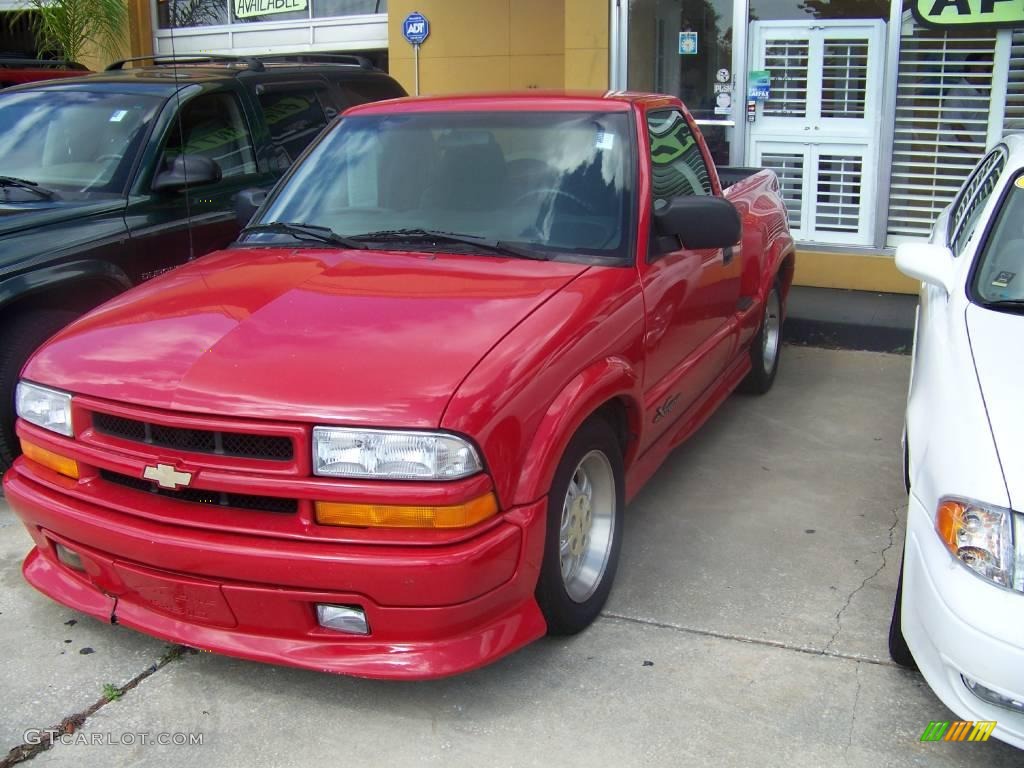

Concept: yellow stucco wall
[[794, 251, 918, 294], [79, 0, 152, 71], [564, 0, 609, 90], [388, 0, 566, 94]]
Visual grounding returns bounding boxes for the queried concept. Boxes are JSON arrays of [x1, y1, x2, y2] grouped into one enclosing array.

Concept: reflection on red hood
[[25, 247, 589, 427]]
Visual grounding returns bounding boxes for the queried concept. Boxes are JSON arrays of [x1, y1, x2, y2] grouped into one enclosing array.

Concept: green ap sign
[[913, 0, 1024, 28], [234, 0, 307, 18]]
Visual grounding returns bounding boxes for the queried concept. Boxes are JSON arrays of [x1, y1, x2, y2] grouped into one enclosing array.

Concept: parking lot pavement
[[1, 346, 1020, 767]]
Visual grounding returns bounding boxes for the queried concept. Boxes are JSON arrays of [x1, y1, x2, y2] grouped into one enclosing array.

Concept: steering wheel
[[514, 187, 597, 215]]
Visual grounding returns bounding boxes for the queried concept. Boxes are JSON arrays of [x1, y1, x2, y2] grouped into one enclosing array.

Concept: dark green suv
[[0, 55, 406, 470]]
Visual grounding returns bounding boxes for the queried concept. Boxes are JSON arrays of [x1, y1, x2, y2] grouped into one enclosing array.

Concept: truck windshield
[[252, 111, 634, 261], [0, 89, 162, 201]]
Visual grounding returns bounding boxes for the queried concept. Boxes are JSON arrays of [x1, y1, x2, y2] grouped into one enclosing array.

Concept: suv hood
[[25, 247, 588, 428], [966, 303, 1024, 507]]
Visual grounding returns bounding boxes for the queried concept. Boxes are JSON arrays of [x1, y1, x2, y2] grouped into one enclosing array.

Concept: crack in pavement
[[0, 645, 190, 768], [843, 662, 862, 766], [821, 504, 901, 657], [599, 612, 899, 668]]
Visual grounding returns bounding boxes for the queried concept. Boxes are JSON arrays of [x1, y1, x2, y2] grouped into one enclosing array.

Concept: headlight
[[936, 497, 1019, 590], [312, 427, 482, 480], [15, 381, 73, 437]]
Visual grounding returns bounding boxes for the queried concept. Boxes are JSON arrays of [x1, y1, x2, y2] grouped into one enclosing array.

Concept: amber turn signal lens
[[315, 492, 498, 529], [20, 439, 79, 479], [936, 499, 965, 552]]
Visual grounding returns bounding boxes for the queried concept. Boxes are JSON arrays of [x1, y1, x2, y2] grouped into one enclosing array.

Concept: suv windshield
[[0, 89, 162, 201], [249, 110, 634, 261], [972, 172, 1024, 308]]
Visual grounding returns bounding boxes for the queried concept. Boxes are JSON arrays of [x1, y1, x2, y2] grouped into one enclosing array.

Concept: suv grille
[[92, 413, 294, 462], [101, 470, 297, 514]]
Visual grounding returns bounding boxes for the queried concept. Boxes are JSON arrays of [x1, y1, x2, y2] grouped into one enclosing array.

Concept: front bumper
[[902, 492, 1024, 749], [4, 461, 548, 680]]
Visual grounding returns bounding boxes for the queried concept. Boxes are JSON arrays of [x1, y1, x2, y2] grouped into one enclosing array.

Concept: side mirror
[[895, 242, 956, 295], [152, 154, 222, 194], [235, 187, 268, 228], [653, 196, 741, 250]]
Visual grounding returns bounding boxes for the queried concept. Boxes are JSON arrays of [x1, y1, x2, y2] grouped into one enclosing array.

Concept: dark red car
[[5, 92, 795, 679], [0, 58, 88, 88]]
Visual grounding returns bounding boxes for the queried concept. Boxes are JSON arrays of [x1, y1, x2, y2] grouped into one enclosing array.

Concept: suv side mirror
[[152, 154, 222, 194], [654, 197, 741, 250], [895, 242, 956, 295], [235, 187, 268, 227]]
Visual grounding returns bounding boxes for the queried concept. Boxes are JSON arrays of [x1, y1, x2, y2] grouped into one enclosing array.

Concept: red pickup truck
[[5, 92, 794, 679]]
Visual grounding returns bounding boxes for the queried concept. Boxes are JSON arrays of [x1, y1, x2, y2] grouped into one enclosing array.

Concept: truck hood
[[25, 247, 589, 428], [966, 303, 1024, 507], [0, 199, 123, 232]]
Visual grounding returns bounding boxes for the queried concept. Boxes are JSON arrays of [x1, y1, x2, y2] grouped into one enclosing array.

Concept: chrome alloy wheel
[[762, 288, 782, 374], [559, 449, 616, 603]]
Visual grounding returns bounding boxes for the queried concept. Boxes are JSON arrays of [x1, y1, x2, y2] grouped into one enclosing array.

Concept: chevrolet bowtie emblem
[[143, 463, 193, 490]]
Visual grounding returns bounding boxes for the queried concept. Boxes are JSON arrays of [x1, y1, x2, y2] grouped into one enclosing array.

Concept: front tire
[[536, 417, 625, 635], [888, 556, 917, 669], [0, 310, 79, 471], [740, 281, 783, 394]]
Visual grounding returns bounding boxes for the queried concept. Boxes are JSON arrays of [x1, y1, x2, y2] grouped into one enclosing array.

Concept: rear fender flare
[[512, 357, 641, 507]]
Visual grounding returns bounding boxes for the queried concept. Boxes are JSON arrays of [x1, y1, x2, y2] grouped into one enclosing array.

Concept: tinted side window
[[258, 89, 328, 163], [948, 147, 1006, 256], [340, 78, 405, 106], [159, 92, 257, 179], [646, 109, 712, 205]]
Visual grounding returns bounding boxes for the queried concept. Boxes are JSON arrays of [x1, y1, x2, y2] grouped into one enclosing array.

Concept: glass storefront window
[[749, 0, 888, 21], [157, 0, 385, 29]]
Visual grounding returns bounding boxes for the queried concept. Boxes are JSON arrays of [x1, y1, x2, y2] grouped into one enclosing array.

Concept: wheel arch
[[0, 261, 132, 322], [509, 356, 642, 507]]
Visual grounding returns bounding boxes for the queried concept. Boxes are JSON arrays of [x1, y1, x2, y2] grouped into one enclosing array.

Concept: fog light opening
[[316, 604, 369, 635], [54, 543, 85, 572], [963, 675, 1024, 713]]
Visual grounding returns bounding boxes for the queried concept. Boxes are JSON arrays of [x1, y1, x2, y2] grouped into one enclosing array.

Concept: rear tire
[[888, 556, 917, 669], [0, 310, 79, 471], [536, 417, 625, 635], [740, 280, 783, 394]]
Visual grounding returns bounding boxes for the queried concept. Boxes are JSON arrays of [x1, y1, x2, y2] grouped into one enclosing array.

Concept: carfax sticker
[[992, 271, 1016, 288]]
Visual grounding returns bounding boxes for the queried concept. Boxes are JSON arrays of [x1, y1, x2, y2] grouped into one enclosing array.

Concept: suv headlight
[[936, 497, 1022, 591], [312, 427, 482, 480], [15, 381, 73, 437]]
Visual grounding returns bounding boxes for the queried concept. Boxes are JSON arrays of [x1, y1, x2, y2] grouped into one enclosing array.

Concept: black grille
[[101, 470, 297, 514], [92, 413, 294, 462]]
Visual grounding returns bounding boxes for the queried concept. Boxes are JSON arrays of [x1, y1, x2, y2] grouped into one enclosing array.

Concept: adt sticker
[[678, 32, 698, 55]]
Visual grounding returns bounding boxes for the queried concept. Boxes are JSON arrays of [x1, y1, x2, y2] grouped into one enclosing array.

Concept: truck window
[[159, 92, 257, 180], [340, 79, 406, 106], [646, 110, 712, 205], [258, 89, 329, 164]]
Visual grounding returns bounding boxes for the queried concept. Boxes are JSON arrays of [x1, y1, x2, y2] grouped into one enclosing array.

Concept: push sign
[[403, 12, 430, 45]]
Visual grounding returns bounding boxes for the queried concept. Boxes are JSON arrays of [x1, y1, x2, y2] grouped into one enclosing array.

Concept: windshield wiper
[[350, 229, 549, 261], [983, 298, 1024, 313], [241, 221, 366, 249], [0, 176, 57, 200]]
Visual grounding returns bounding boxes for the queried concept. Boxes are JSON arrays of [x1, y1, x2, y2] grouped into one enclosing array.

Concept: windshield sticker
[[992, 271, 1016, 288], [1016, 176, 1024, 189], [595, 131, 615, 151], [109, 110, 128, 122]]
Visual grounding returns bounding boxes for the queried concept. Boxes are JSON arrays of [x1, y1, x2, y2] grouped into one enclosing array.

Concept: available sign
[[234, 0, 306, 18], [912, 0, 1024, 28]]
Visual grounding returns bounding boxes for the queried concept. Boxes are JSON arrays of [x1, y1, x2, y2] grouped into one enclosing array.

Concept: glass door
[[626, 0, 741, 166]]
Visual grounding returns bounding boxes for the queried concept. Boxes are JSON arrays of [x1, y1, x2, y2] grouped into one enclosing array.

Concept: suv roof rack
[[105, 53, 377, 72], [0, 57, 88, 70]]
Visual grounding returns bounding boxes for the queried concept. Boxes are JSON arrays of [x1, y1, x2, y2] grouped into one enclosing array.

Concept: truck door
[[638, 107, 742, 449], [124, 88, 274, 280]]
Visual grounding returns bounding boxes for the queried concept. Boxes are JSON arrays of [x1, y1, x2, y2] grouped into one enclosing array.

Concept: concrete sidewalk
[[1, 347, 1019, 767]]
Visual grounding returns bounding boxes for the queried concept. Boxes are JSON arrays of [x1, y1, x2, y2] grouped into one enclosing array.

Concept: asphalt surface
[[1, 346, 1019, 767]]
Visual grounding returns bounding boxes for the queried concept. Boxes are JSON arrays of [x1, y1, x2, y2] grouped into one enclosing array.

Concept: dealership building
[[4, 0, 1019, 293]]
